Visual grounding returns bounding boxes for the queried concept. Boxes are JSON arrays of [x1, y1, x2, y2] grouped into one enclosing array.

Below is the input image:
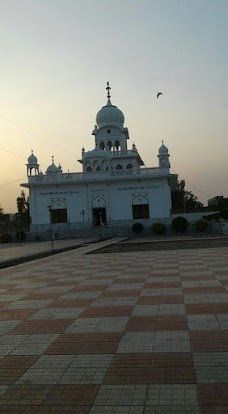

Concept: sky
[[0, 0, 227, 213]]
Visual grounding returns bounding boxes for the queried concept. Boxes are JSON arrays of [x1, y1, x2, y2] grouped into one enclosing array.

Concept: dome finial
[[52, 155, 54, 164], [106, 81, 111, 99], [162, 139, 164, 145]]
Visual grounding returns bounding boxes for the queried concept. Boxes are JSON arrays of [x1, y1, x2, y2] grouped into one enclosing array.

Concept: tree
[[171, 180, 203, 211], [0, 205, 4, 223], [16, 190, 30, 230]]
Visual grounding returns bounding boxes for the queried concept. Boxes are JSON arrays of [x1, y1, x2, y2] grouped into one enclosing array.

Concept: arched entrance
[[91, 197, 106, 226]]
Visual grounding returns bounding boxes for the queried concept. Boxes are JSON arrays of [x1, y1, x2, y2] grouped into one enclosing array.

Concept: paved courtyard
[[0, 242, 227, 413]]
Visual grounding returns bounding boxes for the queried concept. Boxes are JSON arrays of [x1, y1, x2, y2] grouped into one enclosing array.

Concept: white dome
[[46, 162, 59, 174], [83, 149, 111, 160], [27, 151, 38, 164], [158, 142, 169, 154], [96, 98, 124, 128]]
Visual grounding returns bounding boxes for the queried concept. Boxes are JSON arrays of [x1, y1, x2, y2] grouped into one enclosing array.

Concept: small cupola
[[45, 156, 59, 174], [26, 150, 39, 176], [158, 140, 170, 168]]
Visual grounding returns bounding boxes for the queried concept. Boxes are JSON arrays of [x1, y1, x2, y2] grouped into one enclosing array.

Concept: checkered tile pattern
[[0, 246, 227, 413]]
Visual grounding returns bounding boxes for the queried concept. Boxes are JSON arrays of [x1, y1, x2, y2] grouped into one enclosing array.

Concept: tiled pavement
[[0, 243, 227, 413], [0, 239, 97, 268]]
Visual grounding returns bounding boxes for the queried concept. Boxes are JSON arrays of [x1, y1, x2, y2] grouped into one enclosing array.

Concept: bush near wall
[[16, 231, 26, 241], [132, 223, 144, 233], [194, 219, 209, 232], [172, 216, 189, 234], [151, 222, 166, 235], [0, 233, 12, 243]]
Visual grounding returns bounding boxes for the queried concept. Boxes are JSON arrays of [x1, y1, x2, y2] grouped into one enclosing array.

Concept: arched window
[[132, 195, 149, 219], [96, 166, 101, 171], [100, 142, 105, 150], [86, 166, 92, 172], [127, 164, 133, 169], [50, 200, 67, 224], [107, 141, 112, 151], [115, 140, 120, 151], [116, 164, 123, 170]]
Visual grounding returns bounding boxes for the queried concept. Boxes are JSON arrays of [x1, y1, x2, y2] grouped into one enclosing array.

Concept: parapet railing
[[28, 167, 167, 183]]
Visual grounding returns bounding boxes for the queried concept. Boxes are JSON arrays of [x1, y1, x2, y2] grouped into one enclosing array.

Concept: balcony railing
[[27, 167, 167, 183]]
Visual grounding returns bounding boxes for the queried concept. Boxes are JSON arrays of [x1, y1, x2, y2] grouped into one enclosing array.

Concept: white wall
[[29, 175, 173, 226]]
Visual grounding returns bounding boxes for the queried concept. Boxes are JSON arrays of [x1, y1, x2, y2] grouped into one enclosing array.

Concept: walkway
[[0, 238, 125, 268], [0, 241, 227, 413]]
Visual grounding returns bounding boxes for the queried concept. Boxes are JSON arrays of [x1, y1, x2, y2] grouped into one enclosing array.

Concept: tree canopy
[[171, 180, 203, 211], [17, 190, 30, 229]]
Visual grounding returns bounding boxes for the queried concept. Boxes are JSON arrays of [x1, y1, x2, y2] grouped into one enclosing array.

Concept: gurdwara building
[[21, 83, 177, 237]]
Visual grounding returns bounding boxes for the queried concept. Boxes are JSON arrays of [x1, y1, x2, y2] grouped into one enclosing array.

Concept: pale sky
[[0, 0, 227, 213]]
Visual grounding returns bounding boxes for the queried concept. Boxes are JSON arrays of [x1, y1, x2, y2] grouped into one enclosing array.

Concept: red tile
[[0, 310, 37, 320], [183, 287, 226, 294], [102, 290, 141, 297], [201, 406, 228, 414], [185, 304, 213, 314], [44, 384, 99, 406], [46, 299, 93, 308], [80, 306, 133, 318], [113, 278, 146, 283], [45, 342, 84, 354], [191, 340, 228, 352], [151, 353, 194, 367], [104, 366, 150, 384], [104, 352, 195, 384], [149, 366, 196, 383], [24, 293, 61, 300], [137, 296, 183, 305], [210, 304, 228, 313], [88, 333, 122, 342], [54, 333, 91, 343], [198, 384, 228, 405], [80, 341, 118, 353], [127, 315, 187, 331], [190, 330, 228, 340], [72, 285, 109, 292]]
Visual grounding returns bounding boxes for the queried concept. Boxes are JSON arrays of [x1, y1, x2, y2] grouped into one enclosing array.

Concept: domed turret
[[27, 150, 38, 164], [45, 156, 59, 174], [95, 82, 124, 129], [96, 100, 124, 128], [158, 141, 169, 154], [26, 150, 39, 176], [158, 140, 170, 169]]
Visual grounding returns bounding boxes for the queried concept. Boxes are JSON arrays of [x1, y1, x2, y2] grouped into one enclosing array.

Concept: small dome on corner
[[45, 156, 59, 174], [27, 150, 38, 164], [158, 141, 169, 154]]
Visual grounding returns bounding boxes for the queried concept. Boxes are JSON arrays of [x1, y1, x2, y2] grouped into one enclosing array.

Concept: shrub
[[151, 222, 166, 235], [0, 233, 12, 243], [172, 216, 189, 234], [132, 222, 144, 233], [34, 235, 41, 242], [16, 231, 26, 241], [195, 219, 209, 232]]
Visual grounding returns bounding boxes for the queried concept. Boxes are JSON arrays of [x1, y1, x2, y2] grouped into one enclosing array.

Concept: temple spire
[[106, 81, 111, 99]]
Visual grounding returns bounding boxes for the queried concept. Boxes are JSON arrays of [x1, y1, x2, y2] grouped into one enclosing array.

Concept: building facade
[[21, 83, 177, 237]]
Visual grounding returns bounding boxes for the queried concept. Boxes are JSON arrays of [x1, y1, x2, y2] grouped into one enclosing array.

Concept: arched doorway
[[91, 197, 106, 226], [132, 195, 149, 219]]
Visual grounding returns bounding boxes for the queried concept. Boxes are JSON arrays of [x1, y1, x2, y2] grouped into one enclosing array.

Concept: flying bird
[[157, 92, 163, 99]]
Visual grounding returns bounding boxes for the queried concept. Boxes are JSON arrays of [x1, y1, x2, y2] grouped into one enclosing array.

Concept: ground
[[0, 238, 227, 413]]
